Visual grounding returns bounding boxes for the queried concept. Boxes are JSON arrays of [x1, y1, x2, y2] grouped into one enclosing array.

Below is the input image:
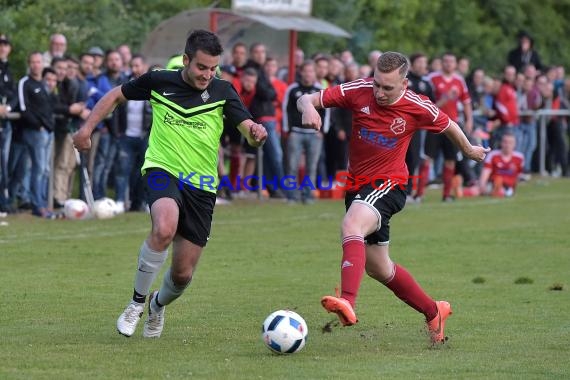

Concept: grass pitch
[[1, 178, 569, 379]]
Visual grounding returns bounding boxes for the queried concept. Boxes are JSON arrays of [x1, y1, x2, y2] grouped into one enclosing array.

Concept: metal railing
[[3, 108, 569, 182]]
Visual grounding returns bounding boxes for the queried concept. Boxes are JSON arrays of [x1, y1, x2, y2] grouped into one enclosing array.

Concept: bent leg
[[366, 244, 437, 322]]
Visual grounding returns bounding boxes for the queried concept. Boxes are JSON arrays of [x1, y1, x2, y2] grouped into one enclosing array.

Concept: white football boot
[[143, 291, 165, 338], [117, 302, 144, 337]]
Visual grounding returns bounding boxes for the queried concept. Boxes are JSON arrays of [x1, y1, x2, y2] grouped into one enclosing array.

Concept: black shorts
[[345, 182, 406, 245], [424, 131, 458, 161], [143, 168, 216, 247]]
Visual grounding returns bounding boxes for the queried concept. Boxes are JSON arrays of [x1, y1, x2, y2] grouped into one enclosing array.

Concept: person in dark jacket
[[0, 34, 17, 214], [51, 56, 87, 208], [244, 43, 285, 197], [507, 30, 543, 73], [114, 54, 152, 212], [17, 52, 56, 218]]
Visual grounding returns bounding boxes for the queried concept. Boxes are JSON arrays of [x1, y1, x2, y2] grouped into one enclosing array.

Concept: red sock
[[416, 160, 430, 197], [229, 153, 240, 190], [340, 235, 366, 307], [442, 165, 455, 198], [384, 264, 438, 321]]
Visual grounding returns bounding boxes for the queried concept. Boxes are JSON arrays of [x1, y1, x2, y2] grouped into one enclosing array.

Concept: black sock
[[154, 293, 164, 308], [132, 289, 146, 304]]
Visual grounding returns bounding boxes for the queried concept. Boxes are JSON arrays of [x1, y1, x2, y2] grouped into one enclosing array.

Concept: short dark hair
[[376, 51, 409, 77], [409, 53, 426, 65], [42, 67, 56, 77], [185, 30, 223, 59], [300, 59, 315, 71], [131, 53, 146, 63], [51, 56, 67, 67], [243, 67, 258, 78]]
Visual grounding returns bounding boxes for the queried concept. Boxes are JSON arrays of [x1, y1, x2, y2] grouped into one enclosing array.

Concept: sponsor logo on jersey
[[360, 106, 370, 115], [163, 112, 206, 129], [360, 127, 397, 149]]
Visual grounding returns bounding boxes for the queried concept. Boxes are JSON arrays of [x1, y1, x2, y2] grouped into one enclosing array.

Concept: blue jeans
[[286, 131, 323, 201], [8, 141, 31, 205], [261, 120, 285, 193], [0, 121, 12, 207], [21, 128, 53, 211], [115, 135, 147, 203], [518, 122, 537, 172], [92, 130, 118, 200]]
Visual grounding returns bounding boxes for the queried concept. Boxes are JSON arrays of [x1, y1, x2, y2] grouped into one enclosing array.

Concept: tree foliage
[[1, 0, 569, 77]]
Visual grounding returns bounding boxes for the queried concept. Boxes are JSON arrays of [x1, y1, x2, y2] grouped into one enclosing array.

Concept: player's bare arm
[[444, 120, 490, 162], [238, 119, 268, 148], [297, 92, 323, 131], [72, 86, 127, 151]]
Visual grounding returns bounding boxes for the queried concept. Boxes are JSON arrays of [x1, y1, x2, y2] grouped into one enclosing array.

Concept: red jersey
[[321, 78, 451, 186], [484, 150, 524, 188], [427, 72, 471, 122], [271, 77, 288, 133], [495, 82, 520, 125]]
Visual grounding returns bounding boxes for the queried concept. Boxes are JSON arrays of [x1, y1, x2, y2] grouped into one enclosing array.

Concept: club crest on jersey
[[390, 117, 406, 135], [201, 90, 210, 102]]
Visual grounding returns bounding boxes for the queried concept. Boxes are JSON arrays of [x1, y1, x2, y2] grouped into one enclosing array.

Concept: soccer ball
[[63, 199, 90, 220], [261, 310, 308, 354], [93, 198, 118, 219]]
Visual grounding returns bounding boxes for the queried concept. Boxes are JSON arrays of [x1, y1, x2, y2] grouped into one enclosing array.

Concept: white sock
[[132, 241, 168, 302]]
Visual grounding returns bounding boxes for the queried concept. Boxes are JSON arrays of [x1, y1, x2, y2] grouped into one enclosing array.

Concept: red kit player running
[[297, 51, 489, 345]]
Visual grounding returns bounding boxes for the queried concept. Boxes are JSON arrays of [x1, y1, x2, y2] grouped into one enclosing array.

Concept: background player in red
[[422, 52, 473, 201], [297, 51, 489, 345], [479, 132, 523, 197]]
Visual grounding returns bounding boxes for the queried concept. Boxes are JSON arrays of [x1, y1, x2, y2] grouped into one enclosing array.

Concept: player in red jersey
[[479, 132, 523, 197], [297, 51, 489, 345], [420, 52, 473, 201]]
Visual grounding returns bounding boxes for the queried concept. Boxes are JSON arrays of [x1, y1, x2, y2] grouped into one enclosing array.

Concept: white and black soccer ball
[[63, 199, 90, 220], [261, 310, 308, 354], [93, 198, 118, 219]]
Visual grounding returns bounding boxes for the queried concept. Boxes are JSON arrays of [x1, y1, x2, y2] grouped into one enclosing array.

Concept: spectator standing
[[117, 44, 132, 76], [114, 54, 152, 211], [425, 52, 473, 201], [51, 57, 86, 208], [406, 53, 435, 202], [492, 65, 521, 149], [92, 50, 128, 205], [0, 34, 17, 214], [244, 43, 284, 198], [42, 33, 67, 68], [507, 31, 543, 73], [17, 52, 56, 218], [282, 60, 329, 203]]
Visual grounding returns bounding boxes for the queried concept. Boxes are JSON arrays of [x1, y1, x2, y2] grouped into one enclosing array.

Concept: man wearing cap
[[0, 34, 17, 214]]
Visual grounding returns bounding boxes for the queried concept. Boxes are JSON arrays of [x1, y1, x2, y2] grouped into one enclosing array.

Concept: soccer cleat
[[143, 291, 165, 338], [427, 300, 453, 344], [321, 295, 358, 326], [117, 302, 144, 337]]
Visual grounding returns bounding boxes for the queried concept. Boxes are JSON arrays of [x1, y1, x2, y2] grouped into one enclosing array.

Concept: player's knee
[[170, 269, 192, 287], [151, 221, 177, 247], [341, 215, 361, 236]]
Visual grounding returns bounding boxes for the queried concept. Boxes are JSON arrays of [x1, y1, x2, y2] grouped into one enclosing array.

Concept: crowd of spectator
[[0, 30, 568, 218]]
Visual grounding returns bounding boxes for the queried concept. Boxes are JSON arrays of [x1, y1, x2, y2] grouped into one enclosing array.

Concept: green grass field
[[1, 179, 569, 379]]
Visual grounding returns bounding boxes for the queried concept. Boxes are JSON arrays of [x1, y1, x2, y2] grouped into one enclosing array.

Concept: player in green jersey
[[73, 30, 267, 338]]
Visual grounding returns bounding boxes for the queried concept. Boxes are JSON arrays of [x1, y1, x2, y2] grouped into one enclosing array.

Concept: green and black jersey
[[121, 69, 251, 192]]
